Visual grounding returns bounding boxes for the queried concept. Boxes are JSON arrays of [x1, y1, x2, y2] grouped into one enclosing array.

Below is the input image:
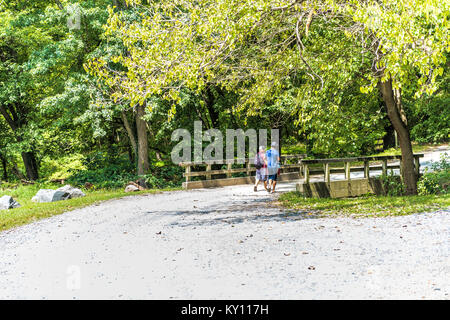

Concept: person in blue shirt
[[266, 142, 280, 193]]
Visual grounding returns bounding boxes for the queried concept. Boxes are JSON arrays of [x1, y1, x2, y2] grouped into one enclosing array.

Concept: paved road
[[0, 148, 448, 299]]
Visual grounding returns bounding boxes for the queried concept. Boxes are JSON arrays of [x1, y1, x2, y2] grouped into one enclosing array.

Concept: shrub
[[380, 170, 406, 196], [66, 164, 137, 189], [418, 153, 450, 195], [66, 158, 184, 190], [40, 154, 87, 181], [143, 165, 184, 188]]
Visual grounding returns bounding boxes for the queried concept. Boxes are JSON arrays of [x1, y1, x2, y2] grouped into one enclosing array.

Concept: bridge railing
[[301, 154, 424, 184], [180, 153, 424, 189], [180, 154, 307, 185]]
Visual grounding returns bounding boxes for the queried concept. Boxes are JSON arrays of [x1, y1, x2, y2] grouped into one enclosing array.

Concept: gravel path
[[0, 148, 448, 300]]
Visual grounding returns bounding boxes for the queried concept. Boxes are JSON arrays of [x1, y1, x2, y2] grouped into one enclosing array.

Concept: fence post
[[227, 163, 232, 178], [324, 163, 330, 185], [382, 159, 388, 176], [299, 157, 304, 178], [304, 164, 310, 184], [414, 156, 420, 176], [364, 160, 370, 179], [185, 165, 191, 183], [206, 164, 212, 180], [345, 162, 351, 181]]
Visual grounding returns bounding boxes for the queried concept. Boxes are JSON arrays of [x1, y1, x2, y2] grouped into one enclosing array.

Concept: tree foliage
[[0, 0, 448, 191]]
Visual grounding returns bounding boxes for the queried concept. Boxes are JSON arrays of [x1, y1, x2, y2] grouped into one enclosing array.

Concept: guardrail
[[180, 154, 307, 189], [179, 153, 424, 190], [301, 154, 424, 184]]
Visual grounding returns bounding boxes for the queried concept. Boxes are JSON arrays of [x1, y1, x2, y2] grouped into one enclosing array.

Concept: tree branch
[[295, 15, 324, 89], [54, 0, 64, 10]]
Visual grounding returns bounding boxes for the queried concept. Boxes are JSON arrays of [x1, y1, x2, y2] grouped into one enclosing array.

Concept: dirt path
[[0, 149, 448, 300]]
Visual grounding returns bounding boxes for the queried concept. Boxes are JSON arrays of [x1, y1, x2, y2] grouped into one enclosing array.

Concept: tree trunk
[[204, 86, 220, 128], [383, 120, 396, 150], [136, 103, 150, 176], [11, 160, 26, 180], [0, 105, 39, 181], [121, 111, 138, 162], [21, 151, 39, 181], [0, 154, 7, 181], [378, 79, 417, 195], [54, 0, 64, 10]]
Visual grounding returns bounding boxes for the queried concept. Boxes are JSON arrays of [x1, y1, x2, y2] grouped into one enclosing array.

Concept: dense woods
[[0, 0, 448, 194]]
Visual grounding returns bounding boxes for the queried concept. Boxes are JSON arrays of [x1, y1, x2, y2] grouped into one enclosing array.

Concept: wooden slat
[[184, 163, 304, 177], [179, 154, 306, 167], [301, 154, 424, 164], [183, 163, 401, 178]]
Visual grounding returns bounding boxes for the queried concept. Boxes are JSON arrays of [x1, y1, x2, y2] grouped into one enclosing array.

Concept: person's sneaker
[[254, 186, 257, 192]]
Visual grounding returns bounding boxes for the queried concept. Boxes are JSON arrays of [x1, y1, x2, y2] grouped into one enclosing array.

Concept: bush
[[418, 153, 450, 195], [380, 171, 406, 196], [143, 165, 184, 188], [67, 164, 137, 189], [66, 156, 184, 190], [40, 154, 87, 181]]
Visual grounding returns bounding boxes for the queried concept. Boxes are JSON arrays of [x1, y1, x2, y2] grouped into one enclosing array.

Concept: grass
[[279, 192, 450, 218], [368, 142, 445, 157], [0, 183, 181, 232]]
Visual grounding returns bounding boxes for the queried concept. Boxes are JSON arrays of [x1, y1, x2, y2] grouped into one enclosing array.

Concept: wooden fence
[[180, 154, 306, 189], [301, 154, 424, 184], [180, 153, 424, 190]]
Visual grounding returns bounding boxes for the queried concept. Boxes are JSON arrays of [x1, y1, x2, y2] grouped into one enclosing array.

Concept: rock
[[127, 181, 146, 191], [0, 195, 21, 210], [32, 189, 71, 203], [31, 185, 85, 203], [57, 185, 86, 199], [125, 185, 140, 193]]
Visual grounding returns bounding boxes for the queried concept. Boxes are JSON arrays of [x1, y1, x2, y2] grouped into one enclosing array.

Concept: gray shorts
[[256, 169, 267, 181]]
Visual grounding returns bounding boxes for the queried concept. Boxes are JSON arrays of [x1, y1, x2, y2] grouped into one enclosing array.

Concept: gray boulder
[[32, 189, 71, 203], [125, 185, 140, 193], [57, 185, 86, 199], [0, 195, 21, 210]]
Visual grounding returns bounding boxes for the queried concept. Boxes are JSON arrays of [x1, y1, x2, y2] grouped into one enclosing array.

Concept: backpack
[[254, 153, 263, 170]]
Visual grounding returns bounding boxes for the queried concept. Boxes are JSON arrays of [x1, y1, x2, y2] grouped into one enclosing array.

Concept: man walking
[[266, 142, 280, 194]]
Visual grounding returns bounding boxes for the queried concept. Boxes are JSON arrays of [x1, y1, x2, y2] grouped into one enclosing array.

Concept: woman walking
[[253, 146, 268, 192]]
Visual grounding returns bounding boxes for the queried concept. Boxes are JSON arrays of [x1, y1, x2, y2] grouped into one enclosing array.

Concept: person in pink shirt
[[254, 146, 268, 192]]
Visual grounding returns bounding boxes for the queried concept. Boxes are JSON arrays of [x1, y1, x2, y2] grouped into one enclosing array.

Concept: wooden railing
[[301, 154, 424, 184], [180, 154, 307, 184], [179, 153, 424, 189]]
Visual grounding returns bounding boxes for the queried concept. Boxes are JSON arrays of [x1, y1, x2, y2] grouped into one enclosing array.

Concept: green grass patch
[[0, 184, 181, 232], [368, 143, 444, 157], [279, 192, 450, 218]]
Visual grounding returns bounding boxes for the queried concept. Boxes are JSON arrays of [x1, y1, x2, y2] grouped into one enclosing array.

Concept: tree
[[0, 0, 124, 181], [95, 0, 448, 194], [0, 8, 52, 180], [347, 0, 448, 194]]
